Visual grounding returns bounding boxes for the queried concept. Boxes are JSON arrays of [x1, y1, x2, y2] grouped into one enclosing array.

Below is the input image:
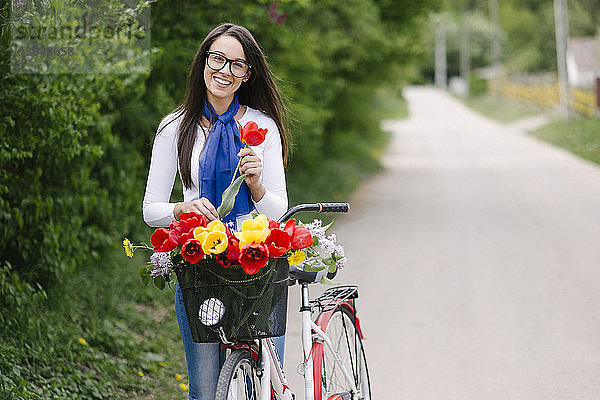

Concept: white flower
[[150, 252, 172, 277], [319, 237, 335, 254]]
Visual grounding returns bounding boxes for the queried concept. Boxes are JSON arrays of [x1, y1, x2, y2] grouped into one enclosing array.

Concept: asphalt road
[[284, 86, 600, 399]]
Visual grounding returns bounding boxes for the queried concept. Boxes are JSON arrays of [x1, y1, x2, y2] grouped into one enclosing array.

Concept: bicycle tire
[[316, 305, 371, 400], [215, 349, 262, 400]]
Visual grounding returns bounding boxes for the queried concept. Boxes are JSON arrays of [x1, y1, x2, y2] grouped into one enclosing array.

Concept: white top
[[142, 106, 288, 228]]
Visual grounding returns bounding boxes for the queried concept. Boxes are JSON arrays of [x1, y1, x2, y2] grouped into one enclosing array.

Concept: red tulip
[[215, 227, 241, 268], [238, 121, 267, 146], [291, 226, 313, 250], [181, 238, 204, 264], [170, 212, 207, 245], [282, 219, 313, 250], [268, 218, 280, 230], [179, 231, 194, 246], [179, 212, 207, 231], [265, 228, 291, 257], [169, 220, 187, 246], [238, 242, 270, 275], [283, 219, 296, 236], [151, 228, 178, 252]]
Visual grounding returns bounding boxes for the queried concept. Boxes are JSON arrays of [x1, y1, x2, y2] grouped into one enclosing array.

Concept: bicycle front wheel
[[215, 349, 262, 400], [316, 305, 371, 400]]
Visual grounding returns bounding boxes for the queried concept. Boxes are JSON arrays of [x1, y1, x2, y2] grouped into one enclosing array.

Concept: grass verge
[[461, 92, 540, 122], [460, 91, 600, 167], [0, 248, 189, 400], [530, 116, 600, 166]]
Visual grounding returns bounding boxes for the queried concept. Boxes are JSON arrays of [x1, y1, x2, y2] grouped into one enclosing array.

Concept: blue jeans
[[175, 284, 285, 400]]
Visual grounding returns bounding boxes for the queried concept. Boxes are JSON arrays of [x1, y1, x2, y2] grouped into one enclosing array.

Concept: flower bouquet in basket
[[123, 212, 346, 342]]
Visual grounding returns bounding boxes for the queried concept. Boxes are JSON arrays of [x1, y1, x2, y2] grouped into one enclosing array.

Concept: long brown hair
[[158, 23, 289, 189]]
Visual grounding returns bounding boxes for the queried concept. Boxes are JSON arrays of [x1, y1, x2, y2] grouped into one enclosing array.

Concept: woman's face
[[204, 35, 250, 105]]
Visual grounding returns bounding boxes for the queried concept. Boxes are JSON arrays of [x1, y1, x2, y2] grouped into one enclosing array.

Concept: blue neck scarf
[[199, 96, 253, 225]]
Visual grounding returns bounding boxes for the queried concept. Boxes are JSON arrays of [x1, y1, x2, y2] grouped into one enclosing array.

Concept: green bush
[[0, 0, 150, 287], [469, 75, 488, 96]]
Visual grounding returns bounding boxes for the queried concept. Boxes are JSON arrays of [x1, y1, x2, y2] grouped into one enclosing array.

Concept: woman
[[142, 23, 289, 400]]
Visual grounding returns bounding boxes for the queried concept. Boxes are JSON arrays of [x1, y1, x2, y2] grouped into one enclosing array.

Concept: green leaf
[[217, 174, 247, 220], [327, 263, 337, 273], [153, 276, 166, 290], [320, 276, 339, 285]]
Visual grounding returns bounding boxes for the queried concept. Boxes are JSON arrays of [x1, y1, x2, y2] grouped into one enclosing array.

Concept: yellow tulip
[[193, 227, 208, 243], [202, 231, 228, 254], [235, 214, 270, 248], [206, 220, 226, 233]]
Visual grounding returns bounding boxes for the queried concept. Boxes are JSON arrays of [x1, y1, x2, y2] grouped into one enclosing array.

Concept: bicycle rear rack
[[310, 285, 358, 311]]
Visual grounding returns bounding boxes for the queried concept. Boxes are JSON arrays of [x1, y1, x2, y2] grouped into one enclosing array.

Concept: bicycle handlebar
[[278, 202, 350, 223], [279, 202, 350, 283]]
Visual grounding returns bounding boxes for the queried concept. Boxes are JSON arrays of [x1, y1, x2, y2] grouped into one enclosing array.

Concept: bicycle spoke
[[320, 306, 371, 399], [215, 350, 261, 400]]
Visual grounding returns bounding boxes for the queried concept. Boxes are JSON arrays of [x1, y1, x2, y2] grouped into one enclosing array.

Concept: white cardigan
[[142, 107, 288, 228]]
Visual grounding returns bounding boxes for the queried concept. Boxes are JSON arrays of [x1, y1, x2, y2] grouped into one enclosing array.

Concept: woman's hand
[[174, 197, 219, 221], [238, 147, 265, 202]]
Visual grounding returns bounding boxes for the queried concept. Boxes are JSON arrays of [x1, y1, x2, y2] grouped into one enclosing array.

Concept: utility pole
[[489, 0, 501, 66], [460, 10, 471, 96], [554, 0, 570, 118], [434, 19, 447, 88]]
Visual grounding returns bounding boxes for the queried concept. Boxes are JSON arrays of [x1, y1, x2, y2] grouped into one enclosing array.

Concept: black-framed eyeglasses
[[205, 51, 251, 78]]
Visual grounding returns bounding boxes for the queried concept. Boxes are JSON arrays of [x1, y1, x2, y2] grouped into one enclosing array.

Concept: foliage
[[0, 0, 151, 287], [0, 252, 187, 399], [428, 0, 599, 79], [469, 73, 487, 96]]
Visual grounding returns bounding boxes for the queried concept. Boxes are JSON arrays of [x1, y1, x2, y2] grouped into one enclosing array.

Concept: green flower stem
[[230, 144, 248, 186]]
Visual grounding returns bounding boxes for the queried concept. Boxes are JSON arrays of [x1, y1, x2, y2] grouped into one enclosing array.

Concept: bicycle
[[213, 202, 371, 400]]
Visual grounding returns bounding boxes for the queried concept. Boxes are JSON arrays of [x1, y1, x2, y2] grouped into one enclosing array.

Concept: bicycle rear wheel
[[317, 305, 371, 400], [215, 349, 262, 400]]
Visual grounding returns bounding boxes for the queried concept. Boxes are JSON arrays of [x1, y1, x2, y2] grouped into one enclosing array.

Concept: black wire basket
[[174, 256, 289, 343]]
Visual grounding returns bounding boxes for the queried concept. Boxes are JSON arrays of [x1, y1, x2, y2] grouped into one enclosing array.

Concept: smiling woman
[[141, 23, 289, 400], [203, 36, 249, 111]]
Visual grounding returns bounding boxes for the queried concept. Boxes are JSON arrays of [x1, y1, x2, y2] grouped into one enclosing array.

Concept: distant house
[[567, 37, 599, 89]]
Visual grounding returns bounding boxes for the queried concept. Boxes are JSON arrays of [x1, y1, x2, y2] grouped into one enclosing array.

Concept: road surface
[[285, 86, 600, 399]]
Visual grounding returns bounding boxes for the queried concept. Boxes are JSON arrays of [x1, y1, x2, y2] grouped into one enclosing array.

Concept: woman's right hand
[[173, 197, 219, 221]]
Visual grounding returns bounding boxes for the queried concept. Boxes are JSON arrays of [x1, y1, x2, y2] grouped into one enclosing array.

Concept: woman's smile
[[213, 75, 233, 87]]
